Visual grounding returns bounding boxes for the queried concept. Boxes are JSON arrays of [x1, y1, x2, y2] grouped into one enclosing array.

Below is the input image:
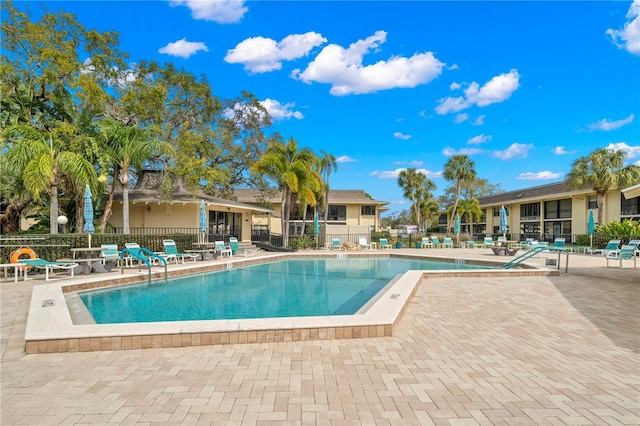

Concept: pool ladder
[[120, 248, 168, 284]]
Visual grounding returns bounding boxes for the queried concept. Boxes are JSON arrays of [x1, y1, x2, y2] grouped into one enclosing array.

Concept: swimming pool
[[80, 257, 490, 323]]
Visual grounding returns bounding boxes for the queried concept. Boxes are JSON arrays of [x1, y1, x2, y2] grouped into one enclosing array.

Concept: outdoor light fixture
[[57, 215, 68, 233]]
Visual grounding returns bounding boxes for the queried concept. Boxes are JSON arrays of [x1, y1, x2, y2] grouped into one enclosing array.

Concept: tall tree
[[443, 155, 476, 230], [251, 137, 318, 242], [398, 168, 427, 231], [3, 125, 95, 233], [566, 148, 640, 224], [96, 119, 165, 234], [318, 150, 337, 226]]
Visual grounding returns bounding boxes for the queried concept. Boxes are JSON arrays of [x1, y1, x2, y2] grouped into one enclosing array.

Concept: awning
[[622, 183, 640, 199]]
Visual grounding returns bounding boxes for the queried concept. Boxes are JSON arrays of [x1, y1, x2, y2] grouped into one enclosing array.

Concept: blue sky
[[34, 1, 640, 214]]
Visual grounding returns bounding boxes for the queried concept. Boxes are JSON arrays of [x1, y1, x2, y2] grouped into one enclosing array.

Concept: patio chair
[[14, 254, 78, 281], [600, 239, 622, 257], [163, 239, 198, 263], [420, 237, 433, 249], [431, 236, 443, 248], [330, 238, 342, 250], [520, 238, 534, 249], [215, 240, 232, 257], [379, 238, 392, 249], [605, 245, 637, 268], [464, 240, 477, 249], [482, 237, 494, 248], [443, 237, 454, 248], [99, 244, 121, 270], [123, 243, 167, 267], [358, 237, 372, 250], [228, 237, 256, 257]]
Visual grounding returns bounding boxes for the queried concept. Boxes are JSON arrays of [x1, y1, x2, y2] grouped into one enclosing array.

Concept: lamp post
[[57, 215, 68, 234]]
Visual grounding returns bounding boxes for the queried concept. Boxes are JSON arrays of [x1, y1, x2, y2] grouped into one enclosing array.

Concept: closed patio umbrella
[[499, 205, 508, 237], [199, 200, 206, 243], [83, 185, 95, 247], [455, 214, 460, 243], [588, 210, 595, 247]]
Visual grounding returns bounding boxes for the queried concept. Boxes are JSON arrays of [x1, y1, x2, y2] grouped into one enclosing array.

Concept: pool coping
[[24, 252, 557, 353]]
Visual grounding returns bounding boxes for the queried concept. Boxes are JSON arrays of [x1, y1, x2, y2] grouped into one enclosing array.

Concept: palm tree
[[443, 155, 476, 230], [566, 148, 640, 224], [456, 198, 483, 234], [2, 125, 95, 233], [398, 168, 427, 232], [96, 119, 165, 234], [318, 150, 337, 226], [252, 137, 319, 242]]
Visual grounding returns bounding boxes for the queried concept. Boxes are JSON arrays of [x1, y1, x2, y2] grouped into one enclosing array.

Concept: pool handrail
[[120, 246, 168, 283]]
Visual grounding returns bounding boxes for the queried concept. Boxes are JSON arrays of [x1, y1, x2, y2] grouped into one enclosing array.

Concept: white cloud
[[588, 114, 634, 131], [453, 113, 469, 124], [225, 32, 326, 73], [259, 99, 303, 121], [492, 143, 533, 160], [442, 147, 484, 156], [293, 30, 445, 96], [419, 110, 432, 119], [517, 171, 563, 180], [393, 132, 411, 140], [336, 155, 357, 163], [467, 134, 492, 145], [169, 0, 248, 23], [435, 69, 521, 114], [606, 142, 640, 160], [158, 38, 208, 58], [370, 167, 441, 179], [553, 146, 576, 155], [635, 159, 640, 166], [606, 0, 640, 55], [472, 115, 486, 126], [449, 82, 461, 90]]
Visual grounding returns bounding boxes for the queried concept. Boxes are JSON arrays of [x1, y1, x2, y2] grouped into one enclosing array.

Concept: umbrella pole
[[88, 234, 92, 248]]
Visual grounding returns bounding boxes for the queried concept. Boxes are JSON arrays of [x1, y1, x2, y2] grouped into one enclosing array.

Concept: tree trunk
[[101, 183, 116, 231], [123, 186, 130, 234], [0, 198, 31, 234], [49, 185, 59, 234], [596, 191, 606, 224]]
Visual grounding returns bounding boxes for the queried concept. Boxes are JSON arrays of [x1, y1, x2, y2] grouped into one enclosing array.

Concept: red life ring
[[11, 247, 38, 270]]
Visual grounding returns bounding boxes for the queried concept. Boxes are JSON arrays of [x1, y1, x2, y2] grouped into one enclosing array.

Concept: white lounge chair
[[215, 240, 232, 257], [606, 245, 637, 268], [358, 237, 371, 250]]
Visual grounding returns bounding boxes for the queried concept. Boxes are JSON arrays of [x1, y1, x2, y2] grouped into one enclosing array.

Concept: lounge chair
[[599, 239, 622, 257], [228, 237, 256, 257], [99, 244, 121, 270], [482, 237, 494, 248], [163, 239, 199, 263], [215, 240, 232, 257], [520, 238, 534, 249], [606, 245, 637, 268], [123, 243, 167, 267], [420, 237, 433, 249], [330, 238, 342, 250], [16, 258, 78, 281], [431, 236, 443, 248], [443, 237, 454, 248], [358, 237, 372, 250], [379, 238, 392, 249], [464, 240, 477, 249]]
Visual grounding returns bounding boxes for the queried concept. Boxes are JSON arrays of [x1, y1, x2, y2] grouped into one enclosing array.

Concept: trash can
[[396, 242, 403, 249], [415, 242, 421, 249]]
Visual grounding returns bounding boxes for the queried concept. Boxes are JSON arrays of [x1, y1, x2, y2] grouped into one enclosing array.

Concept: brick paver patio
[[1, 249, 638, 425]]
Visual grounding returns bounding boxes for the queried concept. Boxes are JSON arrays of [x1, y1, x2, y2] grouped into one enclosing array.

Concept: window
[[493, 206, 509, 216], [621, 194, 640, 216], [545, 199, 571, 219], [588, 196, 597, 210], [361, 205, 376, 215], [327, 205, 346, 221], [520, 203, 540, 220]]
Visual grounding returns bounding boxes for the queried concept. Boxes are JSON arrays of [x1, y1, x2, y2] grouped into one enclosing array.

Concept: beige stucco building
[[449, 181, 640, 241], [233, 189, 389, 236], [108, 171, 272, 242]]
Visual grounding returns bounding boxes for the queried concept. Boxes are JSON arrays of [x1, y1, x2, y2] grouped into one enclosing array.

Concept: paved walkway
[[1, 249, 638, 425]]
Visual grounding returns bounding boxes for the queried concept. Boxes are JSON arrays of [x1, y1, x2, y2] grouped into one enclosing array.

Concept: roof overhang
[[622, 183, 640, 200]]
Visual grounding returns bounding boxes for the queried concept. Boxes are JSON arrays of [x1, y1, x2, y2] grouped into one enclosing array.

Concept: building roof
[[232, 188, 389, 207], [477, 181, 592, 207], [622, 183, 640, 200], [112, 170, 273, 213]]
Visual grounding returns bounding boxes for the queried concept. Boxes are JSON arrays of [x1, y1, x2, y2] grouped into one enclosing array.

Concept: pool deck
[[2, 247, 639, 424]]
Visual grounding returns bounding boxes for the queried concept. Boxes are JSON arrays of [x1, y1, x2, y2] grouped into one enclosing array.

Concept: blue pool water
[[79, 257, 489, 324]]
